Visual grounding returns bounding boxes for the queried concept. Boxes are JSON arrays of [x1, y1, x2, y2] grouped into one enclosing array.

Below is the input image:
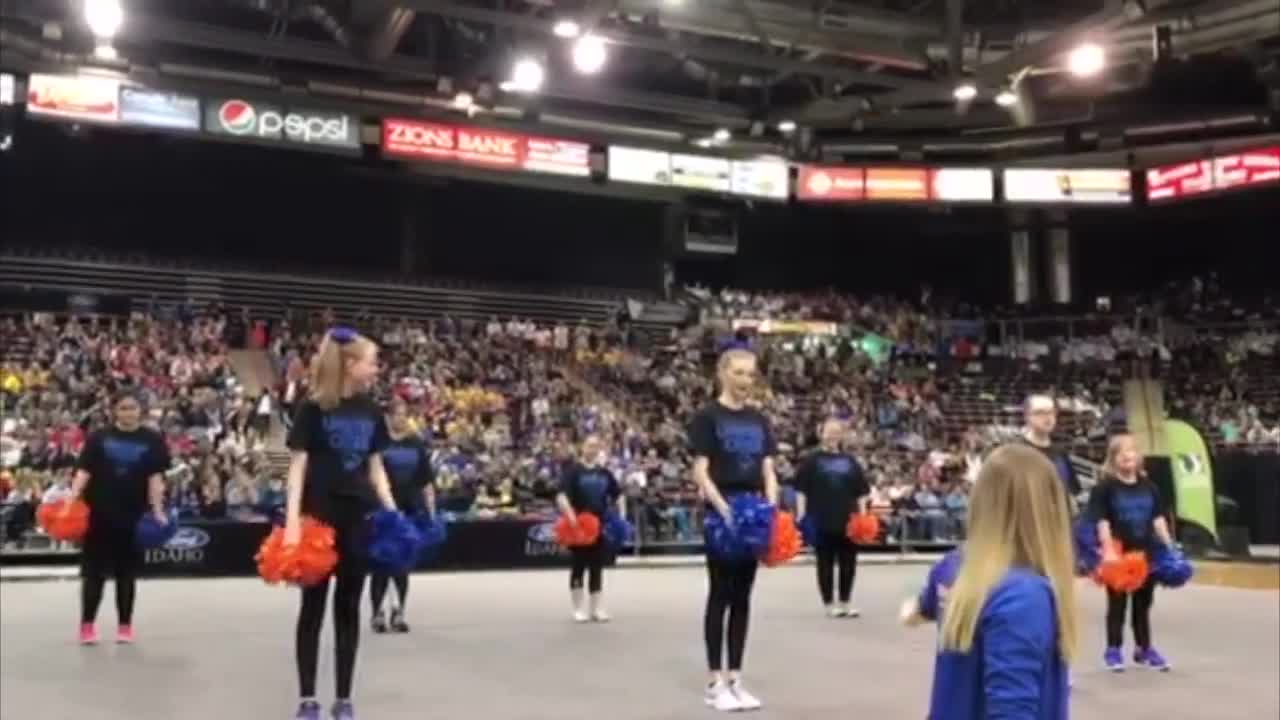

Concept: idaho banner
[[1165, 420, 1217, 542]]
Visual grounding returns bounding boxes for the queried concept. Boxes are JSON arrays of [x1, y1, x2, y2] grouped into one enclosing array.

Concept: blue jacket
[[921, 554, 1069, 720]]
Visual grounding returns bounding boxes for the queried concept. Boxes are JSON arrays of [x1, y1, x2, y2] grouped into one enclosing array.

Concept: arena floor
[[2, 564, 1276, 720]]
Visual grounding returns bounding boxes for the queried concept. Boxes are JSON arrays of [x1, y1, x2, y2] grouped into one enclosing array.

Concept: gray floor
[[2, 565, 1276, 720]]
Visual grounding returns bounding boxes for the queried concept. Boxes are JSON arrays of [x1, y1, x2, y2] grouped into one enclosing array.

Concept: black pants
[[704, 556, 759, 672], [1106, 577, 1157, 649], [369, 573, 409, 614], [80, 523, 139, 625], [570, 541, 607, 593], [815, 531, 858, 605], [296, 497, 369, 700]]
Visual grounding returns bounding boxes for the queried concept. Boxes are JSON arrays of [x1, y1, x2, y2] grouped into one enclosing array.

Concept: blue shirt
[[924, 559, 1069, 720]]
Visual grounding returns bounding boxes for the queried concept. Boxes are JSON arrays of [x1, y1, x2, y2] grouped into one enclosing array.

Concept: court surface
[[2, 564, 1276, 720]]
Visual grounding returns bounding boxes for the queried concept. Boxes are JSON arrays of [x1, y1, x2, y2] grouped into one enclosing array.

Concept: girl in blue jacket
[[902, 443, 1079, 720]]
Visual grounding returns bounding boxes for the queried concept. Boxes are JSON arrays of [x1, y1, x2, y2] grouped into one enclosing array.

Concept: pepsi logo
[[218, 100, 257, 135]]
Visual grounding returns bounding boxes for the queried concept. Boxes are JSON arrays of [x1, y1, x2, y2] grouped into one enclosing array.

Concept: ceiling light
[[553, 20, 581, 39], [953, 83, 977, 101], [713, 128, 731, 142], [84, 0, 123, 39], [572, 36, 608, 74], [693, 138, 714, 148], [508, 58, 545, 93], [995, 89, 1018, 107], [92, 43, 118, 60], [777, 119, 797, 133], [453, 92, 474, 109], [1067, 43, 1106, 77]]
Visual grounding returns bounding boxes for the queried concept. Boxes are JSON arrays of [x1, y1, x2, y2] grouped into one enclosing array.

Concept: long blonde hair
[[1101, 433, 1142, 480], [940, 443, 1078, 662], [309, 330, 376, 411]]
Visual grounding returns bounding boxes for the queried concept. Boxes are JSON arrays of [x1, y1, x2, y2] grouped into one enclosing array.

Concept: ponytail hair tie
[[329, 327, 357, 345]]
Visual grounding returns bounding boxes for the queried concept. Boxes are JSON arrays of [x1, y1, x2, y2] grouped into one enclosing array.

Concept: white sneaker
[[571, 588, 588, 623], [589, 594, 611, 623], [842, 604, 861, 618], [826, 605, 844, 618], [729, 680, 763, 711], [705, 681, 741, 712]]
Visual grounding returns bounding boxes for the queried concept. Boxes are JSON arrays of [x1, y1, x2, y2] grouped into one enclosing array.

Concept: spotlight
[[453, 92, 474, 110], [84, 0, 123, 39], [777, 119, 797, 133], [713, 127, 731, 142], [508, 58, 545, 93], [572, 36, 608, 75], [553, 20, 581, 38], [995, 89, 1018, 107], [953, 83, 977, 101], [1068, 43, 1106, 77], [93, 43, 118, 61]]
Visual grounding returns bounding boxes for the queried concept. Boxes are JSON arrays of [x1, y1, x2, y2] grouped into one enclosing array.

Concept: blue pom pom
[[602, 511, 635, 549], [799, 514, 819, 547], [410, 513, 448, 564], [704, 494, 775, 561], [1151, 544, 1194, 588], [367, 510, 424, 573], [1072, 515, 1101, 577], [135, 511, 179, 550]]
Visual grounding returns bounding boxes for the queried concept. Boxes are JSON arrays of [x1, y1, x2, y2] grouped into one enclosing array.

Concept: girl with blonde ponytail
[[285, 327, 399, 720], [910, 443, 1077, 720]]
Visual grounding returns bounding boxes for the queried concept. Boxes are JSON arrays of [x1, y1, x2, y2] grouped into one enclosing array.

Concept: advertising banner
[[796, 165, 865, 201], [1004, 168, 1132, 204], [670, 153, 732, 193], [864, 167, 930, 201], [607, 146, 672, 185], [1213, 146, 1280, 190], [26, 73, 120, 123], [204, 98, 360, 151], [931, 167, 994, 201], [729, 158, 789, 200], [1165, 420, 1217, 542], [383, 118, 590, 176], [1148, 148, 1280, 201], [119, 87, 200, 131]]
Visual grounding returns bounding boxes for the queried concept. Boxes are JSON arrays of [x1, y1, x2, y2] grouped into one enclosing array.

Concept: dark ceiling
[[2, 0, 1278, 152]]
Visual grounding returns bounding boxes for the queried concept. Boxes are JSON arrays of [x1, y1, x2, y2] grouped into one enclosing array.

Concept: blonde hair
[[309, 331, 377, 411], [1101, 433, 1142, 479], [940, 443, 1078, 663], [716, 348, 757, 376]]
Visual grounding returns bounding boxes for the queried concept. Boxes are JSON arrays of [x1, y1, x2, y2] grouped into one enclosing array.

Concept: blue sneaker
[[293, 701, 321, 720], [1104, 646, 1126, 672], [331, 700, 355, 720], [1135, 646, 1171, 671]]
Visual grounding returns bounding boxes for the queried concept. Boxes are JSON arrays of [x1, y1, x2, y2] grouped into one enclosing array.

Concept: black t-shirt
[[287, 396, 391, 508], [1087, 476, 1168, 553], [688, 401, 776, 494], [76, 426, 171, 528], [1017, 435, 1082, 497], [560, 464, 621, 515], [795, 450, 869, 533], [381, 435, 434, 511]]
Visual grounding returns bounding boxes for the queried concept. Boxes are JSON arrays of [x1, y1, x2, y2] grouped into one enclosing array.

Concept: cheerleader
[[556, 434, 624, 623], [66, 390, 171, 645], [285, 328, 399, 720], [905, 444, 1076, 720], [369, 397, 435, 634], [795, 418, 869, 618], [1090, 433, 1173, 672], [689, 348, 778, 713]]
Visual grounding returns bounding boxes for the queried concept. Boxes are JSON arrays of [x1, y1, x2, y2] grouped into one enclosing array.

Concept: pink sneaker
[[79, 623, 99, 645], [116, 625, 135, 644]]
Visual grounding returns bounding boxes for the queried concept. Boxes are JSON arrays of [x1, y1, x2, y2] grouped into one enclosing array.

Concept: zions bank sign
[[203, 98, 361, 152]]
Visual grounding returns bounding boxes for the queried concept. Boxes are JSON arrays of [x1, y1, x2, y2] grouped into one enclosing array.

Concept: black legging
[[296, 498, 368, 700], [369, 573, 409, 614], [570, 541, 607, 593], [1106, 576, 1157, 648], [815, 532, 858, 605], [80, 524, 138, 625], [704, 556, 759, 672]]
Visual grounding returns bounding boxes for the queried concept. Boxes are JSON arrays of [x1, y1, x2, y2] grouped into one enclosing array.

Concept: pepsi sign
[[203, 98, 360, 151]]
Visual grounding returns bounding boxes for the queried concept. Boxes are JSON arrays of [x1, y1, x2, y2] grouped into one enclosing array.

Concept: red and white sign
[[1146, 147, 1279, 201], [797, 166, 865, 201], [26, 73, 120, 123], [382, 118, 589, 176], [865, 167, 930, 201]]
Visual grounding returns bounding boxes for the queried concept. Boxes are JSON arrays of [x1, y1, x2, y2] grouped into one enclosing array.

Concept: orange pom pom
[[846, 513, 880, 545], [764, 512, 802, 567], [555, 512, 602, 547], [37, 499, 90, 542], [1094, 540, 1150, 593], [255, 516, 338, 587]]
